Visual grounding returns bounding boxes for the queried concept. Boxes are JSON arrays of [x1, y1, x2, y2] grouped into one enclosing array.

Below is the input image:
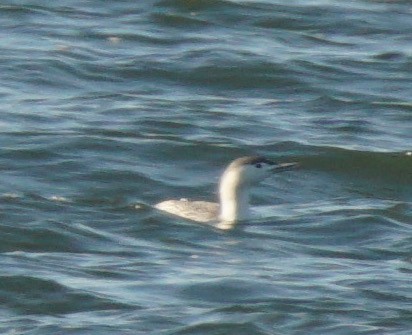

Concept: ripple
[[0, 275, 133, 315]]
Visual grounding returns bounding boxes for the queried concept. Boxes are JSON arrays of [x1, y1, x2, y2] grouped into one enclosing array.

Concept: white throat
[[218, 169, 251, 222]]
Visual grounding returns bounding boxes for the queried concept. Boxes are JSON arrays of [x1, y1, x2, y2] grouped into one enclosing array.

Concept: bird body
[[154, 199, 219, 223]]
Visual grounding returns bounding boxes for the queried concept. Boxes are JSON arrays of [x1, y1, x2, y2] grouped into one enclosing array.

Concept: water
[[1, 0, 411, 334]]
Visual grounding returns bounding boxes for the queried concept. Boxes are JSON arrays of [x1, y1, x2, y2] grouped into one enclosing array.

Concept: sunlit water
[[0, 1, 411, 334]]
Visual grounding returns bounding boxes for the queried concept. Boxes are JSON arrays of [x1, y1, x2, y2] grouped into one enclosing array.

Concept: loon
[[154, 156, 298, 226]]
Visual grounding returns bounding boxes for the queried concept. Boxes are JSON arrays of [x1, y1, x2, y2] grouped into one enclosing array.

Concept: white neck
[[218, 170, 251, 222]]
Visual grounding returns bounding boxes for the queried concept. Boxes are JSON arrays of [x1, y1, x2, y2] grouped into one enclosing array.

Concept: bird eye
[[255, 163, 262, 168]]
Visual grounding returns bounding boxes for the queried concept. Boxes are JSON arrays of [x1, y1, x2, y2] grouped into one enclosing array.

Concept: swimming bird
[[154, 156, 298, 227]]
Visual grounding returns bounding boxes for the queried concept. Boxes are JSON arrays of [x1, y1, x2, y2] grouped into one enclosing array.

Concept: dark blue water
[[1, 1, 411, 334]]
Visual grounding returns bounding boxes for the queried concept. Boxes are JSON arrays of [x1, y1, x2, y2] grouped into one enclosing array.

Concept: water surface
[[0, 0, 411, 334]]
